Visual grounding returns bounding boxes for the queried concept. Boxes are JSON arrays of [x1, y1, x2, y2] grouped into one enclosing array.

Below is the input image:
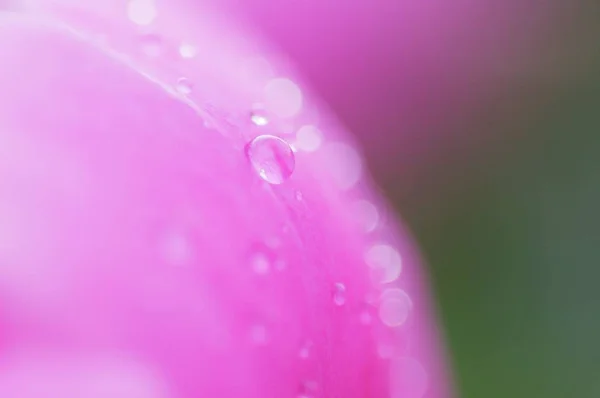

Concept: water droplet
[[140, 34, 162, 57], [250, 110, 269, 126], [379, 289, 412, 327], [264, 78, 303, 118], [175, 77, 193, 95], [333, 282, 347, 306], [246, 135, 295, 184], [127, 0, 157, 26], [250, 324, 268, 345], [251, 251, 271, 275], [295, 125, 323, 152], [365, 244, 402, 284], [295, 191, 303, 201], [299, 340, 313, 359], [179, 42, 197, 59]]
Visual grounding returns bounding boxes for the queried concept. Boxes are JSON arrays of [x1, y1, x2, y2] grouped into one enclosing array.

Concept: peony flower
[[0, 1, 452, 397]]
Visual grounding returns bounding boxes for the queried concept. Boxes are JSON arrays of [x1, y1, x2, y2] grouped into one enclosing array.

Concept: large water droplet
[[127, 0, 157, 26], [333, 282, 347, 306], [175, 78, 193, 95], [247, 135, 295, 184]]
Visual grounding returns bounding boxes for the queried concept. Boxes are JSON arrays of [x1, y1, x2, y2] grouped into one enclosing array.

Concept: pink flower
[[0, 1, 452, 397]]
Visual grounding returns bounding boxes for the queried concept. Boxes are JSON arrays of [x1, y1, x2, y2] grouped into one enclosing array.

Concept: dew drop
[[333, 282, 347, 306], [246, 135, 295, 185], [250, 110, 269, 126], [140, 34, 162, 57], [379, 289, 412, 327], [175, 77, 193, 95], [365, 244, 402, 284], [179, 42, 197, 59], [295, 191, 303, 201], [127, 0, 157, 26]]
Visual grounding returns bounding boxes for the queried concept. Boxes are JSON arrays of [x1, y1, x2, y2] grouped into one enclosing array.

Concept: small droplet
[[179, 42, 197, 59], [295, 191, 303, 201], [295, 125, 323, 152], [251, 251, 271, 275], [175, 77, 193, 95], [127, 0, 157, 26], [140, 34, 162, 57], [250, 110, 269, 126], [379, 289, 412, 327], [333, 282, 347, 306], [365, 244, 402, 284], [298, 340, 313, 359], [247, 135, 295, 185]]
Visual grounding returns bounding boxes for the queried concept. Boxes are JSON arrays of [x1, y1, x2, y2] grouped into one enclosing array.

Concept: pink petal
[[0, 3, 452, 398]]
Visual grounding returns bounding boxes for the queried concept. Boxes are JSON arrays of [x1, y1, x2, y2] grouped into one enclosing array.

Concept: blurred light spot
[[365, 244, 402, 284], [333, 282, 347, 306], [379, 288, 412, 327], [264, 78, 303, 118], [298, 340, 313, 359], [161, 230, 191, 266], [127, 0, 157, 26], [360, 310, 373, 325], [390, 357, 428, 398], [322, 143, 362, 190], [351, 200, 379, 232], [247, 135, 295, 184], [140, 34, 162, 57], [250, 324, 268, 345], [179, 42, 197, 59], [295, 125, 323, 152], [0, 353, 171, 397], [175, 77, 193, 95], [251, 251, 271, 275]]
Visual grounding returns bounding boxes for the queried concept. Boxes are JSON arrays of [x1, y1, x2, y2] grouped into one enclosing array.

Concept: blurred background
[[221, 0, 600, 397]]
